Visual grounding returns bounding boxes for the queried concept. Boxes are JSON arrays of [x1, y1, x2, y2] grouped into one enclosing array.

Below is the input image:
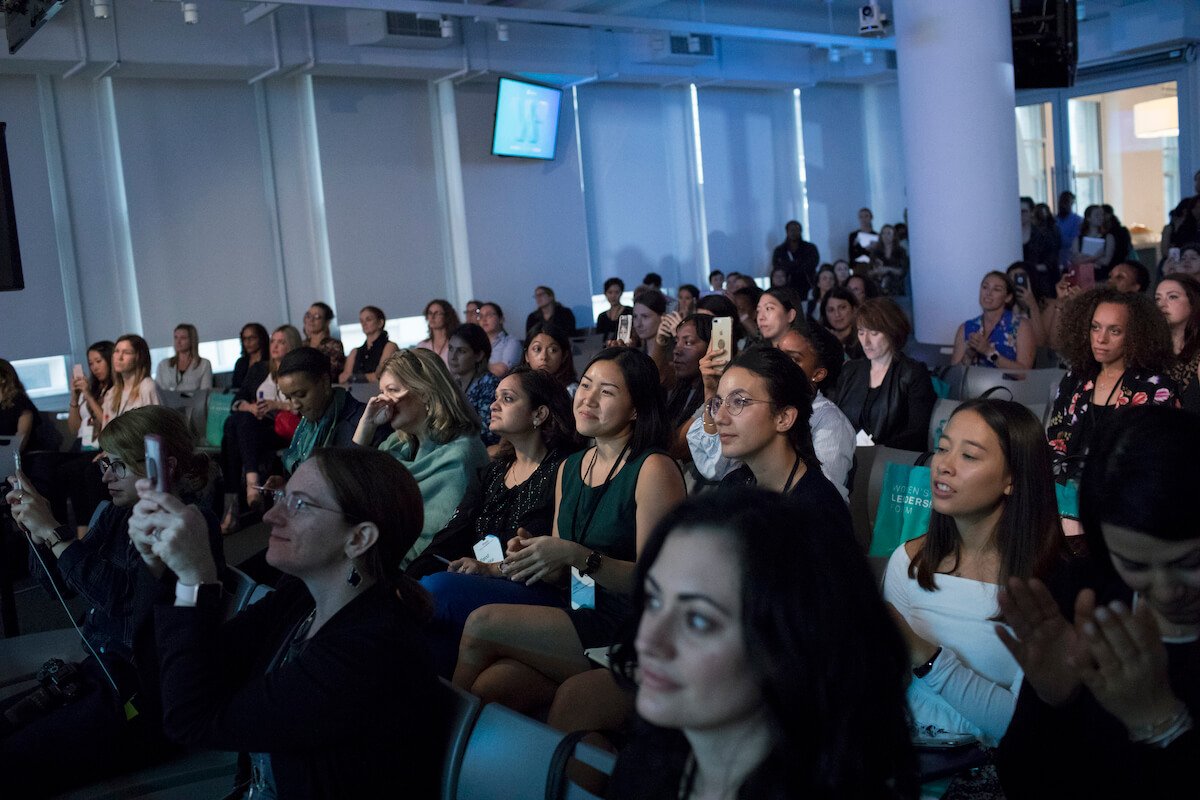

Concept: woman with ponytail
[[129, 446, 443, 799]]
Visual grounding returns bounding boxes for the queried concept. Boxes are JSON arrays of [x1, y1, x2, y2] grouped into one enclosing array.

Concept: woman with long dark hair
[[607, 489, 917, 799], [338, 306, 398, 384], [884, 399, 1063, 747], [1156, 274, 1200, 412], [522, 321, 578, 396], [452, 348, 685, 712], [231, 323, 268, 391], [417, 299, 459, 368], [997, 406, 1200, 797]]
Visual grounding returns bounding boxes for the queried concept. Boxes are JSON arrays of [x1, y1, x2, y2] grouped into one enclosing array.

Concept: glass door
[[1016, 102, 1056, 204]]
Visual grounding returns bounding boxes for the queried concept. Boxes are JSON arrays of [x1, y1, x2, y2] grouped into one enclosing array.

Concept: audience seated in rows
[[478, 302, 522, 378], [1046, 287, 1177, 484], [301, 302, 345, 381], [130, 446, 444, 799], [353, 348, 489, 567], [155, 324, 214, 392], [452, 348, 685, 716], [2, 407, 224, 797], [832, 297, 934, 451], [885, 399, 1063, 751], [608, 488, 918, 798], [338, 305, 398, 384], [951, 271, 1036, 370], [447, 323, 501, 446]]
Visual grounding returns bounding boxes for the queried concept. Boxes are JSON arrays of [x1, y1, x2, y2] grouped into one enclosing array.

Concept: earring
[[347, 565, 362, 588]]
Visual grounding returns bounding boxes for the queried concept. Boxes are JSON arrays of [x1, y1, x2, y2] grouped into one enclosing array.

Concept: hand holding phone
[[708, 317, 732, 368], [144, 434, 170, 493], [616, 314, 633, 345]]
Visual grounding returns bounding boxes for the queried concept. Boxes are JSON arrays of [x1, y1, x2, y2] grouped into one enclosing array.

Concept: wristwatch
[[581, 550, 603, 577], [986, 349, 1000, 365], [51, 525, 75, 546], [175, 581, 224, 609], [913, 647, 943, 679]]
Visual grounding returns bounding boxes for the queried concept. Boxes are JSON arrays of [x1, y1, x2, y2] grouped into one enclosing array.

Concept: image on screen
[[491, 77, 562, 160]]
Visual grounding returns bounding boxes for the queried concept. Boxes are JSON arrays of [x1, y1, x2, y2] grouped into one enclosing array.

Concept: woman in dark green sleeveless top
[[452, 348, 686, 714]]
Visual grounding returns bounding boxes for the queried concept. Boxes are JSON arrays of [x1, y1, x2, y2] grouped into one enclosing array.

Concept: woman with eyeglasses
[[125, 446, 444, 800], [301, 302, 345, 382], [711, 348, 852, 537], [3, 406, 224, 796], [418, 299, 459, 368]]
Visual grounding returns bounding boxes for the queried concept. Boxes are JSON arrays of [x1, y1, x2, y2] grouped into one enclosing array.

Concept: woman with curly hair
[[1156, 274, 1200, 413], [1045, 286, 1177, 483]]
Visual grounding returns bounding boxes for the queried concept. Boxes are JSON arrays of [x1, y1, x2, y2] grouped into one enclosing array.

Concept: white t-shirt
[[882, 544, 1022, 747]]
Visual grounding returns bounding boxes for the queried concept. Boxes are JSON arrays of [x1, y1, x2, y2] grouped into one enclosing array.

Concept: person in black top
[[231, 323, 268, 391], [1021, 196, 1061, 298], [996, 406, 1200, 798], [710, 347, 853, 537], [596, 277, 633, 340], [338, 306, 398, 384], [771, 220, 820, 295], [832, 297, 935, 451], [606, 489, 916, 799], [526, 285, 578, 336], [0, 358, 40, 452], [3, 406, 225, 797], [130, 446, 444, 800]]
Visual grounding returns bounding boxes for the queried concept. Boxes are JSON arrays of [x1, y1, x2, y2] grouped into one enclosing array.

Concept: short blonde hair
[[380, 348, 479, 445], [98, 406, 210, 494]]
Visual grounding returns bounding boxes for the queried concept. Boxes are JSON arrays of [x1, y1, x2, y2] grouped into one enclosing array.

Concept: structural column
[[893, 0, 1021, 344]]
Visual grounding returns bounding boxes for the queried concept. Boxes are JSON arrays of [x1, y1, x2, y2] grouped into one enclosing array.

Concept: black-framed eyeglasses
[[255, 487, 350, 518], [98, 457, 142, 478], [706, 394, 771, 418]]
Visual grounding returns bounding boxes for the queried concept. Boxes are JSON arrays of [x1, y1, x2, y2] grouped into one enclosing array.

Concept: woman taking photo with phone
[[607, 489, 917, 799], [2, 406, 223, 796], [127, 446, 444, 799], [951, 271, 1036, 369]]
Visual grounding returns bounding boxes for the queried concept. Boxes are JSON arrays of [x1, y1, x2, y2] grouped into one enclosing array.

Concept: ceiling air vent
[[346, 10, 457, 48]]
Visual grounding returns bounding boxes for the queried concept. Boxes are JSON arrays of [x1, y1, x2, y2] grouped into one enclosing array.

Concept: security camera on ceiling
[[859, 3, 889, 37]]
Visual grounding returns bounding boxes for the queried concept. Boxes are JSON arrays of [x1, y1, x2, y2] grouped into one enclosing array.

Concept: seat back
[[961, 367, 1065, 405], [927, 398, 961, 452], [243, 583, 272, 609], [346, 382, 377, 404], [222, 566, 257, 619], [160, 389, 210, 444], [439, 680, 482, 800]]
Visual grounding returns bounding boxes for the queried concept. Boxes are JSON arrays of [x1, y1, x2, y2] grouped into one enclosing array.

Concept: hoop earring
[[347, 565, 362, 588]]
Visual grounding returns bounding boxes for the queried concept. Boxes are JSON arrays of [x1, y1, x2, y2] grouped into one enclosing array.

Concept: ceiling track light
[[828, 47, 841, 64], [439, 16, 454, 38], [181, 1, 198, 24], [90, 0, 110, 19], [496, 22, 509, 42]]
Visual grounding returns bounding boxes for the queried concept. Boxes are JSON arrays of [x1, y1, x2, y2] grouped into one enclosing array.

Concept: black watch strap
[[581, 550, 603, 577], [52, 525, 75, 545], [913, 646, 943, 679]]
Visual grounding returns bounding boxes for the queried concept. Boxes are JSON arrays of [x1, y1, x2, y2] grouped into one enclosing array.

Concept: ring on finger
[[152, 530, 162, 541]]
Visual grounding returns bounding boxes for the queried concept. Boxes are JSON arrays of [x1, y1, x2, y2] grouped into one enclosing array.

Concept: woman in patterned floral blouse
[[1045, 287, 1177, 483]]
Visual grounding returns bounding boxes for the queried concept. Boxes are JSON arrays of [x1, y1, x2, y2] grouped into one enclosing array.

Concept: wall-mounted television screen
[[491, 77, 562, 161]]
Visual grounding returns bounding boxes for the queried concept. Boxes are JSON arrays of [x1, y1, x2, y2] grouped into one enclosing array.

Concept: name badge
[[855, 429, 876, 447], [570, 567, 596, 611], [473, 534, 504, 564]]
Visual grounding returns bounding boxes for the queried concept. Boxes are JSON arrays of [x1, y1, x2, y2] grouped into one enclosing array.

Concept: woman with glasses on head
[[301, 302, 345, 382], [126, 446, 444, 800], [2, 406, 224, 796], [452, 348, 686, 713], [354, 348, 489, 567], [338, 306, 398, 385], [155, 324, 213, 392]]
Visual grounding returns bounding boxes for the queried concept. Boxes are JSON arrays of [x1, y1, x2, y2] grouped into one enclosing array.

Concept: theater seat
[[439, 680, 482, 800]]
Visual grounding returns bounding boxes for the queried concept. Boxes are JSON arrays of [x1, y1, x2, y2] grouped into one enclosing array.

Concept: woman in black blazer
[[832, 297, 934, 451]]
